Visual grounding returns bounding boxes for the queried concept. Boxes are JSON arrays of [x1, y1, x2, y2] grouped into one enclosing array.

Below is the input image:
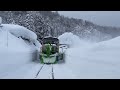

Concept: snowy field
[[1, 24, 120, 79]]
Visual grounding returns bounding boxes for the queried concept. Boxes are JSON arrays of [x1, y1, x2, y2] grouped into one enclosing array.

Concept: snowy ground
[[54, 33, 120, 79], [1, 25, 120, 79], [0, 24, 40, 79]]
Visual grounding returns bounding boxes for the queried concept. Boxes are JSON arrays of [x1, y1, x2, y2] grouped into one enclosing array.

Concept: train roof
[[42, 36, 59, 44]]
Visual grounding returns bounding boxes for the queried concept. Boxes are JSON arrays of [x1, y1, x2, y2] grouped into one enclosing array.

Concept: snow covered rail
[[35, 64, 45, 78], [51, 64, 54, 79], [34, 64, 55, 79]]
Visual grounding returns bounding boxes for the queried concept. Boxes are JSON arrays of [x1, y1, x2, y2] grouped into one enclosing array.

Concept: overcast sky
[[58, 11, 120, 27]]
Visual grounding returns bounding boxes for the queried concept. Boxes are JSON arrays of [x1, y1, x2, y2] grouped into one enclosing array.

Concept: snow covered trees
[[0, 11, 119, 42], [73, 25, 112, 42], [0, 17, 2, 27], [0, 17, 2, 25]]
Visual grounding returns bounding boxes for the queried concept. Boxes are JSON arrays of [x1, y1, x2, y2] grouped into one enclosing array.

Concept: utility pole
[[0, 17, 7, 47], [7, 29, 8, 47], [0, 16, 8, 47]]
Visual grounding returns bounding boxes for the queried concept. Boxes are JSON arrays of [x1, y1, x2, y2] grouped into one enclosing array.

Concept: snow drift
[[1, 24, 41, 49], [0, 24, 41, 78], [56, 35, 120, 79]]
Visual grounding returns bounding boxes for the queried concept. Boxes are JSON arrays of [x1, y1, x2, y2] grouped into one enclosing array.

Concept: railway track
[[35, 63, 54, 79], [35, 64, 45, 78]]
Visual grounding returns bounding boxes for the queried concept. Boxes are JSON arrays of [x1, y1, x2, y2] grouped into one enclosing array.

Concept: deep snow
[[0, 24, 40, 79], [1, 25, 120, 79], [54, 33, 120, 79], [1, 24, 41, 49]]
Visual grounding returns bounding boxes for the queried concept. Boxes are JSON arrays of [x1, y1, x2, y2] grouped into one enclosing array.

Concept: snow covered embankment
[[0, 24, 41, 78], [54, 32, 120, 79]]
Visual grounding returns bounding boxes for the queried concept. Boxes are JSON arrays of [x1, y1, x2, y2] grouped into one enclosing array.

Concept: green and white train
[[40, 37, 68, 64]]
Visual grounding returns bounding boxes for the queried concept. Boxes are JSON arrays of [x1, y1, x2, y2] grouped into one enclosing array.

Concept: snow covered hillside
[[0, 24, 41, 78]]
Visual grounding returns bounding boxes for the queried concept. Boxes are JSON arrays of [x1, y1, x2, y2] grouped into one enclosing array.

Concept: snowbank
[[0, 30, 31, 52], [97, 36, 120, 47], [86, 36, 120, 53], [62, 36, 120, 78], [0, 24, 41, 78], [2, 24, 37, 43], [0, 24, 41, 49]]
